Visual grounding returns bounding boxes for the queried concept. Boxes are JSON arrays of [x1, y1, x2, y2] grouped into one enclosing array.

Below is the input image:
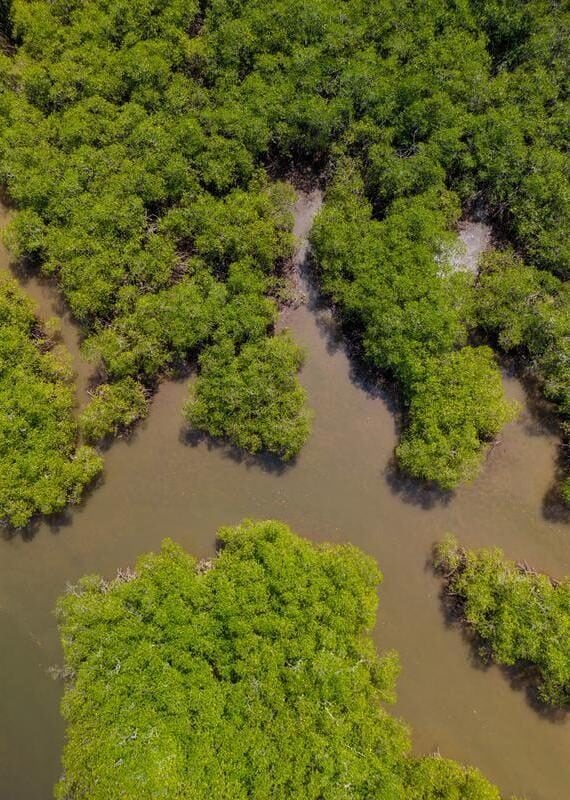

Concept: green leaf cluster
[[435, 534, 570, 706], [0, 275, 102, 527], [56, 520, 505, 799], [397, 348, 518, 489], [186, 333, 312, 461], [79, 378, 148, 443]]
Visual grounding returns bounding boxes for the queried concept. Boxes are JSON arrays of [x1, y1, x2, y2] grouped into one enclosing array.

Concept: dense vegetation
[[0, 0, 568, 495], [0, 5, 310, 466], [0, 276, 102, 527], [434, 534, 570, 707], [56, 519, 506, 799], [311, 171, 517, 488], [475, 250, 570, 501]]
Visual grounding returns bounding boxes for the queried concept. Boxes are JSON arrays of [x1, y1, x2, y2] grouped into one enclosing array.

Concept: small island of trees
[[56, 520, 508, 800]]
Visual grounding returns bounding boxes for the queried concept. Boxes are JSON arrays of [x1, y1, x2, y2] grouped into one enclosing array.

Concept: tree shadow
[[542, 452, 570, 524], [179, 426, 292, 476], [496, 355, 570, 521], [386, 457, 454, 510], [512, 363, 562, 439], [8, 257, 84, 334]]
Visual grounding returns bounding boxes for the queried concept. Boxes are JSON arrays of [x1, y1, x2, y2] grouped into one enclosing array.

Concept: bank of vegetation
[[0, 276, 102, 526], [434, 534, 570, 707], [56, 520, 509, 799], [0, 0, 568, 508]]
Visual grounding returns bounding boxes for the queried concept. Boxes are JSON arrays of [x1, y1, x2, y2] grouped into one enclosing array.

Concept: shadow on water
[[9, 259, 79, 331], [542, 457, 570, 524], [179, 426, 291, 476], [301, 252, 452, 509], [385, 458, 453, 510], [501, 357, 570, 523]]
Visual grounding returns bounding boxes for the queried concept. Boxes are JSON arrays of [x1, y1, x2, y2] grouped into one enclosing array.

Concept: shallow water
[[1, 194, 570, 800]]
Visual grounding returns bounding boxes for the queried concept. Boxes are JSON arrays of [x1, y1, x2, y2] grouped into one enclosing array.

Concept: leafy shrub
[[434, 535, 570, 706], [186, 333, 312, 460], [397, 348, 518, 489], [79, 378, 148, 443]]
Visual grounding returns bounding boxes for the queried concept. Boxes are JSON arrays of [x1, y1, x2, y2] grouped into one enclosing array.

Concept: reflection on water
[[1, 195, 570, 800]]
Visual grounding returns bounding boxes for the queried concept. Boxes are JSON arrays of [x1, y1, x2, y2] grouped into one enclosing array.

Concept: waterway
[[1, 195, 569, 800]]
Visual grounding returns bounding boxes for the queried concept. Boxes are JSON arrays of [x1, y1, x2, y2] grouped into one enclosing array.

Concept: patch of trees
[[0, 276, 102, 527], [434, 534, 570, 707], [0, 0, 568, 494], [56, 519, 506, 799], [0, 2, 310, 465], [311, 166, 517, 489], [475, 250, 570, 501]]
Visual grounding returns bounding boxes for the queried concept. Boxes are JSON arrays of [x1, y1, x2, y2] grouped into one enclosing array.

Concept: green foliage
[[476, 250, 559, 351], [476, 249, 570, 501], [0, 276, 102, 527], [311, 169, 513, 489], [435, 535, 570, 706], [0, 0, 568, 494], [397, 348, 518, 489], [0, 0, 307, 463], [404, 755, 502, 800], [83, 270, 226, 381], [186, 333, 312, 460], [79, 378, 148, 443], [56, 520, 504, 799]]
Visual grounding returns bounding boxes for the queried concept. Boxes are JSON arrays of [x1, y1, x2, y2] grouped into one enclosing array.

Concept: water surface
[[1, 195, 569, 800]]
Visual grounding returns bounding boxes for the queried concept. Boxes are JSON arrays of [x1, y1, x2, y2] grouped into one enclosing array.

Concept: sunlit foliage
[[79, 378, 148, 443], [397, 348, 517, 489], [0, 0, 567, 488], [186, 334, 311, 460], [435, 534, 570, 706], [56, 520, 505, 799], [0, 276, 102, 527]]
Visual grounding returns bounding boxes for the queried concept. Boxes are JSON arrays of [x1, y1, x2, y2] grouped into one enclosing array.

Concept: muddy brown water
[[1, 194, 570, 800]]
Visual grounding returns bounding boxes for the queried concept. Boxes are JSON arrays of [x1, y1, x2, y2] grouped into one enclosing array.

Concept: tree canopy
[[56, 519, 506, 800], [0, 0, 568, 496], [0, 275, 102, 527]]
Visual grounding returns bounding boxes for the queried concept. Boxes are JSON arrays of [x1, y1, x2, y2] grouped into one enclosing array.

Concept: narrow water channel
[[1, 194, 569, 800]]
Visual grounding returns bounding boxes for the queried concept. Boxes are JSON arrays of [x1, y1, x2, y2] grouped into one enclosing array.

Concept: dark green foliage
[[0, 0, 568, 493], [0, 0, 307, 463], [56, 520, 504, 799], [186, 333, 311, 460], [0, 276, 102, 527], [435, 535, 570, 706], [471, 1, 570, 276], [79, 378, 148, 443]]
